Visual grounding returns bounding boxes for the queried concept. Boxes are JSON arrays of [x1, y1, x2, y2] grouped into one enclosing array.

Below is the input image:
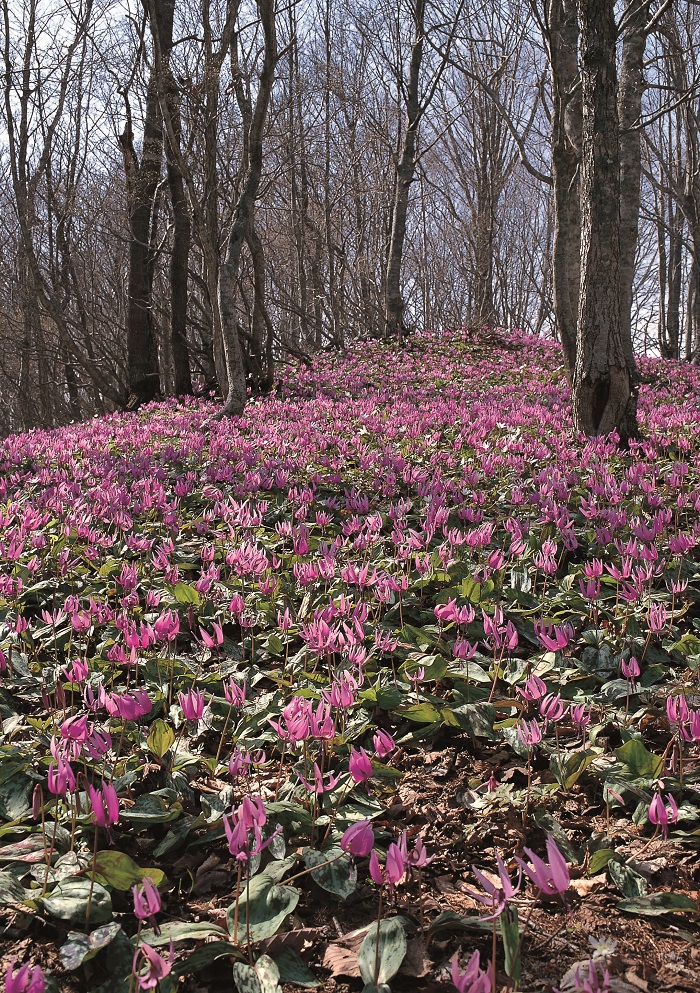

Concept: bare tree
[[572, 0, 638, 440]]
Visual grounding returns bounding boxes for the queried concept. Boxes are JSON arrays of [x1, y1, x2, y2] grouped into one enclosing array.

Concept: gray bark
[[548, 0, 582, 379], [572, 0, 638, 442], [215, 0, 277, 417], [145, 0, 193, 396], [385, 0, 425, 341], [120, 68, 163, 406], [618, 0, 650, 366]]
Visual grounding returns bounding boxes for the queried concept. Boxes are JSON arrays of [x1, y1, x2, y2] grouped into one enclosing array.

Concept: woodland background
[[1, 0, 699, 435]]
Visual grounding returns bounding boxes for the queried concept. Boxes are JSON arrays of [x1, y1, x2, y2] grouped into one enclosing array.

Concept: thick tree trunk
[[573, 0, 638, 442], [215, 0, 276, 417], [618, 0, 649, 366], [148, 0, 193, 396], [549, 0, 581, 378], [120, 73, 163, 406], [384, 0, 424, 341]]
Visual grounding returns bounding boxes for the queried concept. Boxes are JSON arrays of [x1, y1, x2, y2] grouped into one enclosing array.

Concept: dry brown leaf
[[399, 937, 431, 978], [261, 927, 328, 956], [321, 942, 361, 978], [624, 970, 649, 992], [570, 878, 602, 897]]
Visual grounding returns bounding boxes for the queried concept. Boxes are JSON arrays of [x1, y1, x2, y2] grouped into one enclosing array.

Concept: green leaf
[[120, 793, 181, 826], [60, 923, 122, 969], [0, 772, 33, 821], [92, 850, 165, 891], [500, 906, 521, 982], [0, 834, 45, 862], [614, 740, 663, 780], [587, 849, 616, 875], [449, 702, 496, 738], [608, 860, 648, 898], [303, 847, 357, 900], [172, 582, 201, 605], [139, 920, 229, 947], [43, 878, 113, 925], [233, 955, 281, 993], [461, 578, 494, 603], [550, 750, 595, 790], [147, 719, 175, 758], [263, 801, 313, 831], [0, 870, 28, 904], [173, 942, 243, 977], [227, 876, 299, 942], [375, 686, 403, 710], [264, 634, 285, 656], [92, 930, 136, 993], [275, 948, 321, 988], [618, 892, 698, 916], [397, 702, 442, 724], [357, 918, 408, 986]]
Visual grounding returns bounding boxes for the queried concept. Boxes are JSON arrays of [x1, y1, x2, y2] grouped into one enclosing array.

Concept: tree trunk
[[549, 0, 581, 378], [618, 0, 649, 366], [573, 0, 638, 442], [120, 70, 163, 406], [384, 0, 425, 341], [215, 0, 276, 417], [146, 0, 193, 397]]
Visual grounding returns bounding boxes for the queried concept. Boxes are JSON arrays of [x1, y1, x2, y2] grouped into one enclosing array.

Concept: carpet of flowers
[[0, 329, 699, 993]]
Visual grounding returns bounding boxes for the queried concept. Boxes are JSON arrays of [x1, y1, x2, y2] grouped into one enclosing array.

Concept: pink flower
[[516, 836, 570, 897], [534, 620, 574, 652], [369, 842, 405, 889], [621, 656, 640, 680], [648, 792, 678, 838], [298, 761, 341, 795], [569, 704, 590, 736], [648, 603, 667, 633], [398, 830, 434, 868], [372, 729, 395, 759], [60, 714, 90, 742], [517, 718, 542, 748], [4, 960, 44, 993], [348, 746, 373, 783], [223, 678, 246, 708], [132, 877, 161, 928], [466, 854, 521, 920], [340, 819, 375, 857], [196, 621, 223, 649], [451, 950, 491, 993], [573, 958, 612, 993], [154, 610, 179, 643], [223, 797, 281, 864], [540, 692, 566, 723], [178, 687, 206, 721], [88, 782, 119, 838], [518, 674, 547, 701], [132, 940, 173, 990], [47, 757, 76, 797]]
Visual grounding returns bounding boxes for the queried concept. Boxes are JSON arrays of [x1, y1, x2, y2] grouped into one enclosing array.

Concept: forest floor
[[0, 329, 699, 993]]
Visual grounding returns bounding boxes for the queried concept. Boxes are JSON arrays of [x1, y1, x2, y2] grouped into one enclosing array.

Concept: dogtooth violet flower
[[178, 687, 207, 721], [348, 746, 373, 783], [369, 842, 405, 890], [648, 792, 678, 838], [132, 940, 174, 991], [340, 819, 375, 857], [516, 835, 570, 897], [450, 950, 491, 993], [133, 877, 162, 930], [4, 960, 44, 993], [87, 782, 119, 840], [466, 854, 521, 920]]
